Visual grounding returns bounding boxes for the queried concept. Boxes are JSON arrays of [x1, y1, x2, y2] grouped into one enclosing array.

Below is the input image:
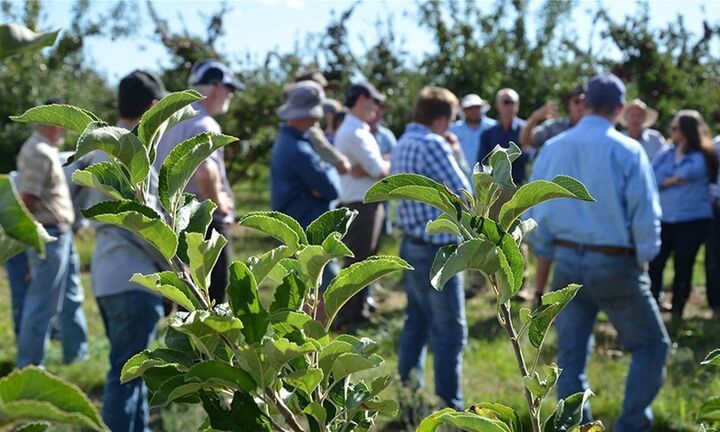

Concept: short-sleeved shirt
[[623, 128, 667, 162], [449, 116, 497, 171], [17, 132, 75, 226], [531, 117, 574, 150], [155, 103, 235, 224], [334, 113, 386, 203]]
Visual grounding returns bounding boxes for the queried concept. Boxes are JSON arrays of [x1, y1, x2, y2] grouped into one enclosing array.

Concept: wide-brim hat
[[277, 80, 325, 121], [461, 94, 490, 113], [620, 99, 658, 128]]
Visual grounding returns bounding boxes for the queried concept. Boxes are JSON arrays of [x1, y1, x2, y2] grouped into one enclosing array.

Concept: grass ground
[[2, 176, 719, 431]]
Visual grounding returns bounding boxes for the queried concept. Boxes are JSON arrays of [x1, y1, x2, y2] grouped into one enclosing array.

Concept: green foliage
[[364, 145, 596, 432], [0, 174, 52, 261], [0, 23, 58, 58]]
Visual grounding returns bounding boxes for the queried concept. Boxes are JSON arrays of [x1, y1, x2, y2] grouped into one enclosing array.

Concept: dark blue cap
[[585, 73, 626, 109]]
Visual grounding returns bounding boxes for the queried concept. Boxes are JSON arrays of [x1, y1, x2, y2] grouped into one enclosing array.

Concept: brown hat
[[620, 99, 659, 128]]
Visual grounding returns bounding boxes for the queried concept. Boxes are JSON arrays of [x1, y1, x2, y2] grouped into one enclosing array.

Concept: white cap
[[461, 94, 489, 112]]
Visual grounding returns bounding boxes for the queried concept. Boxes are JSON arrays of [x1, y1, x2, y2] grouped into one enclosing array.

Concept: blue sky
[[41, 0, 720, 83]]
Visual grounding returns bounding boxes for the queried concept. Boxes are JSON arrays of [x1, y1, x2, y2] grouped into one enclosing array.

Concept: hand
[[661, 176, 685, 188], [443, 131, 462, 155], [531, 101, 557, 123], [216, 192, 233, 216], [335, 157, 351, 175], [350, 164, 368, 178]]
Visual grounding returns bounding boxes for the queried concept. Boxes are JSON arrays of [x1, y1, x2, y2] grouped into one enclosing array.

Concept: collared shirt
[[449, 116, 497, 171], [652, 146, 712, 223], [82, 121, 168, 298], [623, 128, 667, 162], [334, 113, 386, 203], [374, 124, 397, 156], [270, 125, 341, 228], [478, 117, 529, 184], [529, 115, 661, 266], [155, 103, 235, 224], [17, 131, 75, 226], [392, 123, 471, 245], [531, 117, 574, 150]]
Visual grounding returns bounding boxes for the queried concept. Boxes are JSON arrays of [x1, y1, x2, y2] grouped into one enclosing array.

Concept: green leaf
[[0, 367, 106, 431], [0, 23, 58, 58], [130, 271, 200, 311], [468, 402, 521, 432], [306, 208, 358, 245], [528, 284, 581, 349], [303, 402, 327, 425], [185, 230, 228, 293], [364, 173, 464, 217], [318, 340, 355, 379], [482, 147, 515, 189], [297, 232, 354, 288], [429, 239, 500, 291], [284, 367, 323, 396], [247, 246, 294, 286], [523, 363, 561, 399], [264, 338, 316, 371], [702, 349, 720, 366], [158, 132, 238, 212], [426, 217, 462, 237], [149, 375, 200, 406], [171, 309, 243, 355], [185, 360, 256, 392], [72, 161, 135, 201], [470, 216, 524, 295], [137, 90, 203, 149], [120, 348, 193, 383], [269, 271, 307, 313], [544, 390, 593, 432], [175, 196, 216, 263], [472, 168, 500, 214], [10, 104, 95, 133], [11, 422, 50, 432], [323, 256, 412, 327], [370, 375, 392, 396], [200, 391, 271, 432], [363, 398, 399, 416], [700, 396, 720, 421], [417, 408, 511, 432], [227, 261, 268, 344], [511, 218, 538, 243], [0, 175, 51, 260], [81, 200, 178, 259], [331, 353, 384, 382], [498, 176, 595, 230], [237, 211, 308, 251]]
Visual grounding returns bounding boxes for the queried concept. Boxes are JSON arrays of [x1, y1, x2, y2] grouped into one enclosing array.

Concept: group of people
[[6, 59, 720, 432]]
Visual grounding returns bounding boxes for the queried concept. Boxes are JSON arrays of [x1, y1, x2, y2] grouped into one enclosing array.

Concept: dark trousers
[[649, 219, 710, 315], [336, 201, 385, 324], [207, 220, 231, 304], [705, 210, 720, 310]]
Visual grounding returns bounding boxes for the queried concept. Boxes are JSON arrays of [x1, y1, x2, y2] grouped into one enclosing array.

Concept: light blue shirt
[[529, 115, 661, 266], [449, 116, 497, 173], [652, 146, 712, 223], [374, 124, 397, 156]]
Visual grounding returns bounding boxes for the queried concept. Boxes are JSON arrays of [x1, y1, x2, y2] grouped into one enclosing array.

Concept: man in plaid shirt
[[392, 86, 470, 410]]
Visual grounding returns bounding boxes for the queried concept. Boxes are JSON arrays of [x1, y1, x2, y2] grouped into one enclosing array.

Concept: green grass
[[2, 175, 719, 431]]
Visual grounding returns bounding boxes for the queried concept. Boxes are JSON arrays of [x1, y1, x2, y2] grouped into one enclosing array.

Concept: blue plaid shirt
[[392, 123, 471, 245]]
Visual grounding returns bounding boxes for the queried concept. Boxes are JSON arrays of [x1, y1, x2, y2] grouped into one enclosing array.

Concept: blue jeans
[[16, 228, 89, 366], [552, 248, 670, 432], [398, 238, 467, 410], [98, 290, 163, 432], [6, 251, 30, 335]]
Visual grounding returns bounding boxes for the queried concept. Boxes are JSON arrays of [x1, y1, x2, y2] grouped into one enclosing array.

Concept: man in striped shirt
[[392, 86, 470, 411]]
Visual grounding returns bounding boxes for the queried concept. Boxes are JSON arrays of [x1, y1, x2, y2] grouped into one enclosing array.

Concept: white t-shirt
[[334, 113, 386, 203]]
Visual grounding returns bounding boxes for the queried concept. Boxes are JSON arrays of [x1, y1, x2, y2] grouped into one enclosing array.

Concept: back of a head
[[118, 70, 167, 119], [584, 73, 625, 116], [412, 86, 458, 126]]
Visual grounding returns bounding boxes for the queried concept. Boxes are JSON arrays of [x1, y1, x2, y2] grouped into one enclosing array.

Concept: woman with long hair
[[649, 109, 717, 323]]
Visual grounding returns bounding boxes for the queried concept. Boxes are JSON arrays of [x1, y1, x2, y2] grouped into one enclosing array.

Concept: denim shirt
[[652, 146, 712, 223], [529, 115, 661, 266], [270, 125, 341, 228]]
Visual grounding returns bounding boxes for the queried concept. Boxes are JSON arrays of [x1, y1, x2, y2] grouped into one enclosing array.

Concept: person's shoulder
[[449, 120, 466, 132], [645, 128, 665, 140]]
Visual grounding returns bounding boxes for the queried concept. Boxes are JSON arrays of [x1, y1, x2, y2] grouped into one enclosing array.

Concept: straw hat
[[620, 99, 659, 128]]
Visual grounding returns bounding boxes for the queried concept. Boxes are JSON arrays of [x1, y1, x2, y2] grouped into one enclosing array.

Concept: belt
[[404, 235, 455, 247], [43, 223, 72, 233], [554, 239, 635, 257]]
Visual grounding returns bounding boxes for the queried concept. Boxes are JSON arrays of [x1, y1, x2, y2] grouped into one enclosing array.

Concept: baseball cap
[[118, 70, 167, 118], [461, 94, 489, 111], [277, 80, 325, 121], [584, 73, 625, 109], [188, 59, 244, 91], [345, 82, 386, 107]]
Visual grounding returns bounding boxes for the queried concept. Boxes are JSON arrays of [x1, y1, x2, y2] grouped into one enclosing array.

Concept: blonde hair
[[412, 86, 459, 126]]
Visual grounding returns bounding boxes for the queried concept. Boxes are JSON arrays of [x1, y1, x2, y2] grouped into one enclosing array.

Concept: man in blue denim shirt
[[393, 86, 470, 410], [83, 71, 168, 432], [530, 74, 670, 432]]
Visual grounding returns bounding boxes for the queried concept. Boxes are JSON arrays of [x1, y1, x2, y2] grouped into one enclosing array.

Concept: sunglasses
[[571, 98, 584, 105], [501, 99, 517, 105]]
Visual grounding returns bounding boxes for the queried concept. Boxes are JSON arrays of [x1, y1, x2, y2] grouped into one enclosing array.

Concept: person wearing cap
[[621, 99, 667, 161], [529, 73, 669, 432], [15, 98, 89, 368], [449, 93, 497, 175], [333, 82, 390, 326], [271, 81, 341, 228], [393, 86, 470, 411], [293, 69, 351, 174], [519, 85, 586, 151], [477, 89, 529, 184], [156, 59, 242, 304], [81, 70, 169, 431]]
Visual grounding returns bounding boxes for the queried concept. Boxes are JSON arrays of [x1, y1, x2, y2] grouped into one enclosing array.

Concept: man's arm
[[195, 160, 231, 215], [307, 126, 351, 174], [519, 102, 555, 149], [346, 131, 389, 179], [625, 151, 662, 266], [20, 193, 39, 214], [295, 142, 341, 201]]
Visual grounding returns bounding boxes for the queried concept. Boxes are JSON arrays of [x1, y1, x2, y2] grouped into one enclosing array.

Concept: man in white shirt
[[333, 82, 390, 326], [449, 93, 496, 177]]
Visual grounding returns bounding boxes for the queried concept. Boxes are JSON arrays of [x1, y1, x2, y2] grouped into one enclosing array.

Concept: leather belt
[[554, 239, 635, 257]]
